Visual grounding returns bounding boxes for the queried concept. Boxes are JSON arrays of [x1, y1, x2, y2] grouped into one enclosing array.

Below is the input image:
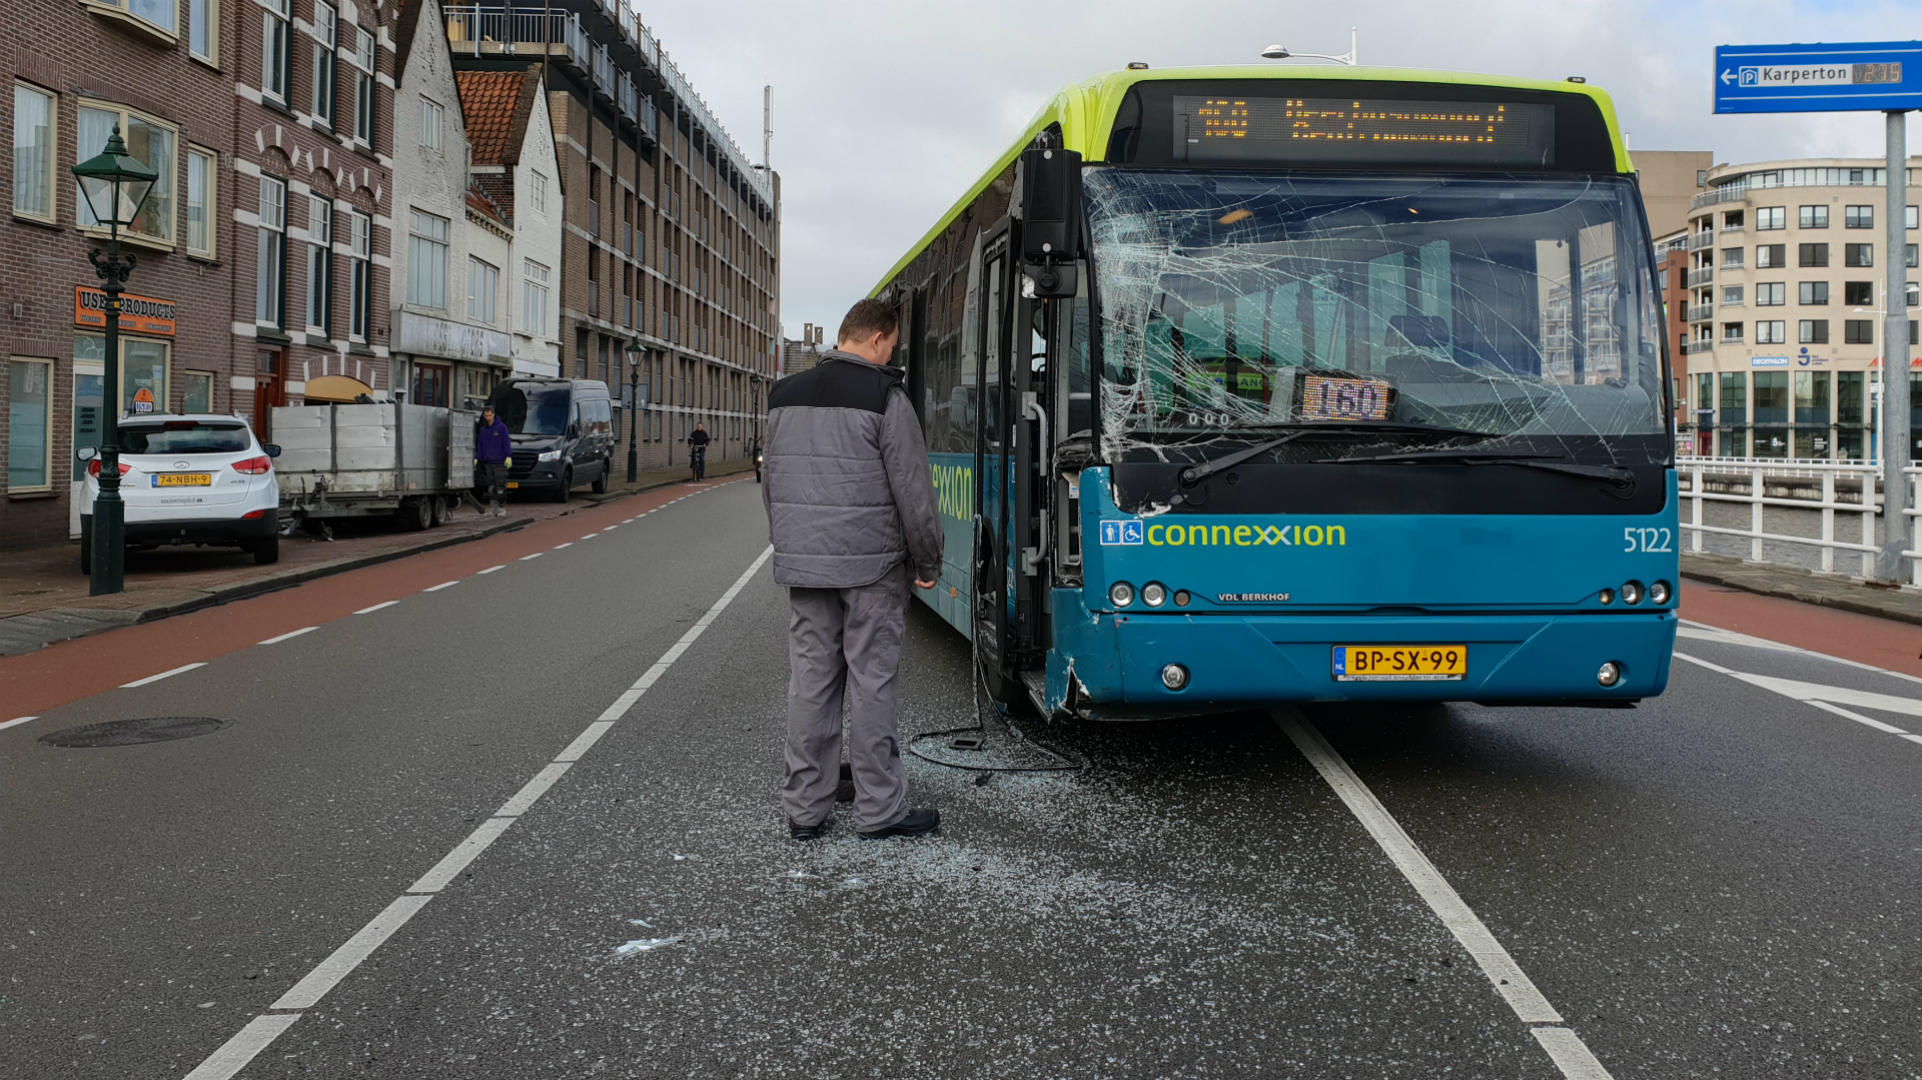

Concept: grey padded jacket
[[761, 352, 944, 589]]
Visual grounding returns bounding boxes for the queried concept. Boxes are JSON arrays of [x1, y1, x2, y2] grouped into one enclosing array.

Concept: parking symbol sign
[[1099, 520, 1144, 546]]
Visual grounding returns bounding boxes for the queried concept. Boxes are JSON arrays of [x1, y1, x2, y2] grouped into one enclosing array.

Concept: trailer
[[273, 402, 477, 530]]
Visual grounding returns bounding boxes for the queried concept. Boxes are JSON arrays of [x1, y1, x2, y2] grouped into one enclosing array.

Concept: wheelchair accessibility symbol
[[1099, 520, 1145, 546]]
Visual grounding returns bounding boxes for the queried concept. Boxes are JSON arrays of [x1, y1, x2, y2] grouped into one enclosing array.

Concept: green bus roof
[[871, 65, 1632, 296]]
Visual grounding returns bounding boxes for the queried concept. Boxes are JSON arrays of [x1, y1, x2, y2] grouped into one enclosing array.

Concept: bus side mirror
[[1017, 145, 1083, 298]]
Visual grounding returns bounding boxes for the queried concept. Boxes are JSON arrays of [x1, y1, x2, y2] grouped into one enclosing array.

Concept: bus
[[871, 65, 1678, 717]]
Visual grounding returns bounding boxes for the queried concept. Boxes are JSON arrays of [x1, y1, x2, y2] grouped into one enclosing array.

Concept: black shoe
[[788, 817, 831, 841], [858, 807, 940, 840], [835, 762, 856, 804]]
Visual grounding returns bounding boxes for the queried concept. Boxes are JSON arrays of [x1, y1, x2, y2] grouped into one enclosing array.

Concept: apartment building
[[442, 0, 779, 471], [0, 0, 395, 547], [1680, 158, 1919, 461]]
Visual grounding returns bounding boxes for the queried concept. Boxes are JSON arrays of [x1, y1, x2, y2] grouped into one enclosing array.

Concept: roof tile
[[457, 70, 527, 166]]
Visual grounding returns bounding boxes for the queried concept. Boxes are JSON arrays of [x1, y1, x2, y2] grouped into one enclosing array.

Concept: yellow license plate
[[1333, 645, 1467, 682], [506, 481, 519, 489], [153, 473, 212, 487]]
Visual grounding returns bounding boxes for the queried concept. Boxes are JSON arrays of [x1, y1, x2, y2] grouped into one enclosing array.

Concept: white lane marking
[[1679, 619, 1922, 686], [519, 552, 543, 561], [120, 662, 207, 688], [257, 626, 318, 646], [1903, 733, 1922, 745], [354, 600, 400, 615], [476, 564, 506, 575], [188, 546, 776, 1075], [268, 895, 434, 1010], [406, 817, 515, 894], [495, 762, 572, 817], [1670, 650, 1733, 675], [553, 542, 573, 550], [602, 525, 618, 532], [1274, 710, 1615, 1080], [580, 533, 599, 540], [423, 580, 460, 592], [179, 1013, 303, 1080], [0, 716, 39, 732], [1807, 700, 1910, 735]]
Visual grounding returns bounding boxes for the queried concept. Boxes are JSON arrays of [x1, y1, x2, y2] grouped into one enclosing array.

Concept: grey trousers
[[783, 562, 910, 831]]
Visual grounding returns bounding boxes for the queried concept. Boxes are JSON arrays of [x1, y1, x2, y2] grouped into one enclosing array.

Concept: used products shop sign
[[74, 286, 178, 336]]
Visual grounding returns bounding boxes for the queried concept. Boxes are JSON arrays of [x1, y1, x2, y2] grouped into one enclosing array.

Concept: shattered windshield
[[1086, 169, 1668, 465]]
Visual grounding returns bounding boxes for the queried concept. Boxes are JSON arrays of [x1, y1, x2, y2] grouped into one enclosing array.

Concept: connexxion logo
[[1099, 520, 1348, 548]]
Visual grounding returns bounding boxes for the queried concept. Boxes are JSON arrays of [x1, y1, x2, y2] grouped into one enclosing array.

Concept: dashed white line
[[183, 545, 776, 1075], [552, 542, 573, 550], [423, 580, 460, 592], [1274, 708, 1613, 1080], [476, 564, 506, 575], [354, 600, 400, 615], [120, 662, 208, 688], [580, 533, 599, 540], [1807, 699, 1909, 735], [519, 552, 543, 561], [257, 626, 319, 645], [0, 716, 39, 732]]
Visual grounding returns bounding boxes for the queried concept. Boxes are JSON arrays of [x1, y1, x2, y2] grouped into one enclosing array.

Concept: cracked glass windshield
[[1086, 169, 1668, 466]]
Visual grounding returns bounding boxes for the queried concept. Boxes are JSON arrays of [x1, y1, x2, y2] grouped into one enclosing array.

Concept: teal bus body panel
[[922, 450, 976, 634]]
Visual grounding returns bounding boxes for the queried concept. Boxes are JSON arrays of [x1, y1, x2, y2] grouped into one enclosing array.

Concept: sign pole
[[1882, 110, 1912, 583]]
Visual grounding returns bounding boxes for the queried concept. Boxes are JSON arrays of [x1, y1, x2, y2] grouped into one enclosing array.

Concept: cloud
[[638, 0, 1919, 342]]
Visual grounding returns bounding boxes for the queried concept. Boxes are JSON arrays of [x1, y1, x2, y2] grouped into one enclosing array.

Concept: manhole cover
[[39, 717, 231, 748]]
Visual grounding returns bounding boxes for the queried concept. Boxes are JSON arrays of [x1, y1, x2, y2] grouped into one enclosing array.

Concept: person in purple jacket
[[475, 404, 513, 517]]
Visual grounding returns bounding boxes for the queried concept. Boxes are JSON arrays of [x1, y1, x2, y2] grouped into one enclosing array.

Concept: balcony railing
[[1688, 231, 1714, 251], [1686, 267, 1715, 287], [1683, 340, 1716, 355], [1690, 185, 1750, 210], [1686, 304, 1714, 322]]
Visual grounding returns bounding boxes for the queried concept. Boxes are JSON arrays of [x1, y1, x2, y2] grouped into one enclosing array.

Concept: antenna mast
[[762, 85, 772, 170]]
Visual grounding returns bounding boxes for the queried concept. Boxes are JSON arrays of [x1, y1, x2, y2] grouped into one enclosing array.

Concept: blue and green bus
[[873, 65, 1678, 716]]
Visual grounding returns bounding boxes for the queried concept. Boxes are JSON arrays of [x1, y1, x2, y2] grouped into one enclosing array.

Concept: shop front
[[393, 310, 512, 411], [69, 286, 179, 536]]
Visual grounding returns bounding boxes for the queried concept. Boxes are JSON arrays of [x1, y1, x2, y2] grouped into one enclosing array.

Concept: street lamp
[[1261, 27, 1358, 64], [625, 340, 643, 483], [70, 124, 158, 596]]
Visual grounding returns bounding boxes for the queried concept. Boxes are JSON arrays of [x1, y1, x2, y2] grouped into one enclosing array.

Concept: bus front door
[[971, 231, 1017, 705]]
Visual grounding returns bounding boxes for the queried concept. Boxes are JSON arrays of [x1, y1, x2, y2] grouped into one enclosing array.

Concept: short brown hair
[[837, 298, 898, 345]]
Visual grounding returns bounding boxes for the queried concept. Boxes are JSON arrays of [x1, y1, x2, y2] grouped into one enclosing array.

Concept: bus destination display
[[1172, 95, 1555, 167]]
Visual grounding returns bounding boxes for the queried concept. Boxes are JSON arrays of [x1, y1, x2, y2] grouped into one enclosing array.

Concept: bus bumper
[[1045, 592, 1677, 711]]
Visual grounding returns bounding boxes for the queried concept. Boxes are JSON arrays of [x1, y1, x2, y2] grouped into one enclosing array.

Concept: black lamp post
[[625, 340, 643, 483], [71, 124, 158, 597]]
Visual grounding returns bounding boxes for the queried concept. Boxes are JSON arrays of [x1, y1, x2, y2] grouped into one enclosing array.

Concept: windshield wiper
[[1174, 421, 1500, 485], [1179, 430, 1309, 485], [1319, 449, 1637, 487]]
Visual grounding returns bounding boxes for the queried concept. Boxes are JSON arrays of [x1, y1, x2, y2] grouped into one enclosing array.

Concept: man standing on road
[[763, 299, 943, 841], [476, 404, 512, 517], [687, 422, 710, 482]]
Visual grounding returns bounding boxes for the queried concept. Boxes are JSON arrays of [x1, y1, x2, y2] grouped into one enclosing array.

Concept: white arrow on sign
[[1720, 68, 1737, 85]]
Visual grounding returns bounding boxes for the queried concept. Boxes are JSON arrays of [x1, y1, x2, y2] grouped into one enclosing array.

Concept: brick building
[[443, 0, 780, 472], [0, 0, 395, 547]]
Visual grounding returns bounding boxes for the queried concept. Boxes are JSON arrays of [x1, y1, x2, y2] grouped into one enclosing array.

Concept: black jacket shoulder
[[768, 357, 901, 415]]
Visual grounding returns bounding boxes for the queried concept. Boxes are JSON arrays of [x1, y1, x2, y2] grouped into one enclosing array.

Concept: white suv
[[79, 414, 282, 570]]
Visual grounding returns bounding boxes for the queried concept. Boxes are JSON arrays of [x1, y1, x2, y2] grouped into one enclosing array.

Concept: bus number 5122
[[1624, 527, 1673, 553]]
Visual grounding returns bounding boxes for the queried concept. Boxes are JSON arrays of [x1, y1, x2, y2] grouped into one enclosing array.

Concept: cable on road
[[905, 633, 1084, 773]]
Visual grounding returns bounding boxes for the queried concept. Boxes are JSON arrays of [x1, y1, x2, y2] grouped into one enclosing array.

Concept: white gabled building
[[455, 66, 563, 380]]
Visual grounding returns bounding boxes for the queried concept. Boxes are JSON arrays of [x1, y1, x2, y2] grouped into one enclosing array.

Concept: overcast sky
[[639, 0, 1920, 343]]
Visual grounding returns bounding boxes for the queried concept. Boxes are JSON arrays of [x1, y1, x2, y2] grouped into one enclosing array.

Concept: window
[[412, 362, 450, 407], [523, 258, 550, 337], [262, 0, 290, 102], [467, 257, 497, 324], [1909, 244, 1919, 268], [255, 175, 285, 325], [352, 27, 376, 146], [1756, 244, 1786, 268], [1910, 205, 1919, 230], [1722, 247, 1744, 268], [1799, 319, 1829, 344], [1799, 281, 1829, 305], [1721, 321, 1744, 342], [188, 0, 216, 61], [529, 170, 546, 215], [1756, 282, 1785, 306], [306, 194, 331, 334], [1845, 281, 1874, 306], [1697, 169, 1708, 188], [1846, 205, 1874, 229], [1756, 320, 1786, 344], [185, 146, 215, 257], [1659, 268, 1667, 290], [13, 84, 55, 221], [1799, 243, 1828, 267], [311, 2, 337, 128], [1845, 320, 1874, 344], [407, 209, 448, 308], [1910, 281, 1920, 308], [181, 369, 214, 413], [349, 210, 371, 341], [1800, 205, 1828, 229], [1722, 285, 1743, 305], [75, 334, 169, 415], [418, 96, 442, 151], [76, 104, 175, 244], [1757, 206, 1785, 230], [92, 0, 177, 34], [7, 358, 53, 491], [1844, 243, 1874, 267]]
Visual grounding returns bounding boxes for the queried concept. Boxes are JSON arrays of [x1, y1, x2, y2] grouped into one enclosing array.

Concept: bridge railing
[[1674, 455, 1921, 581]]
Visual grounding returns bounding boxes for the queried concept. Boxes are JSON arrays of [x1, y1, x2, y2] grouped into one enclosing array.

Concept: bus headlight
[[1597, 661, 1622, 687], [1142, 582, 1168, 607], [1648, 580, 1672, 605], [1161, 663, 1189, 690], [1598, 588, 1615, 605], [1173, 589, 1191, 607], [1109, 582, 1135, 608], [1620, 580, 1645, 606]]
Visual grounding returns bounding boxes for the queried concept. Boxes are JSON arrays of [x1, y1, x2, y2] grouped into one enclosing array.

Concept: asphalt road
[[2, 478, 1919, 1079]]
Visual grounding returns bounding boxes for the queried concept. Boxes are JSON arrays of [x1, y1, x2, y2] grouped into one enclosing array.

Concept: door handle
[[1021, 392, 1049, 575]]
